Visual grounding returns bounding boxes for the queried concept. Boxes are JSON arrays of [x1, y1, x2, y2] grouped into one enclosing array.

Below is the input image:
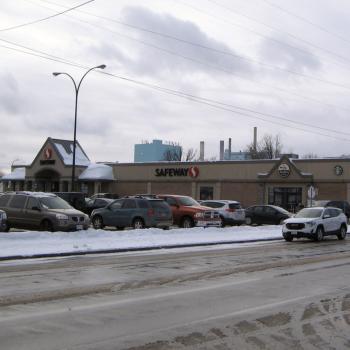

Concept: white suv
[[282, 207, 347, 242], [200, 200, 245, 227]]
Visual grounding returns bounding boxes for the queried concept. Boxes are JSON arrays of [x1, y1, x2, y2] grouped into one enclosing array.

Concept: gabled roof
[[50, 138, 90, 166], [258, 155, 313, 180]]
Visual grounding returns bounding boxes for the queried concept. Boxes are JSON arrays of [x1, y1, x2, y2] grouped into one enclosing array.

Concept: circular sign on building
[[44, 148, 52, 160], [334, 165, 343, 176], [278, 163, 290, 178], [189, 166, 199, 178]]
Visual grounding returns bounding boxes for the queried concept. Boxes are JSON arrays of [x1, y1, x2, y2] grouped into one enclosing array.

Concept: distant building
[[134, 139, 182, 162], [224, 150, 251, 161]]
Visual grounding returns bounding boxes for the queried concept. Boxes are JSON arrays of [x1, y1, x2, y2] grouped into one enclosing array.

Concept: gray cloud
[[259, 35, 322, 75], [116, 6, 253, 78], [0, 73, 20, 114]]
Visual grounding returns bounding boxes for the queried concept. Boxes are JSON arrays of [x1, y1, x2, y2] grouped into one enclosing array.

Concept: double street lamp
[[53, 64, 106, 191]]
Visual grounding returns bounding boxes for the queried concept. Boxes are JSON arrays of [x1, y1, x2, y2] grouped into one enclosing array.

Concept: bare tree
[[163, 143, 198, 162], [184, 148, 197, 161], [163, 146, 182, 161], [245, 133, 283, 159]]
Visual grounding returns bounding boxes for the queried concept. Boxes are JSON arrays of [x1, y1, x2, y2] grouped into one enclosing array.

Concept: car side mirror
[[323, 214, 331, 219], [32, 206, 41, 211]]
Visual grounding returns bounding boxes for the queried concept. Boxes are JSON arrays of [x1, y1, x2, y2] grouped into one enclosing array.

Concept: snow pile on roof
[[54, 142, 90, 166], [1, 167, 26, 181], [79, 163, 115, 181]]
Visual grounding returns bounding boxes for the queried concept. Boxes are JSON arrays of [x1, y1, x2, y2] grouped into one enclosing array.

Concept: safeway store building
[[1, 137, 350, 211]]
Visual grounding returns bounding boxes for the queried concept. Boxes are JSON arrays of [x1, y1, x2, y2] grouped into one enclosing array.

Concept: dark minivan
[[91, 197, 173, 230]]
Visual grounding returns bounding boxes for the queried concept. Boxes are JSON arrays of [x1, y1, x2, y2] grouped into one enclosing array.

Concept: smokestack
[[220, 140, 224, 160], [253, 127, 257, 152], [199, 141, 204, 161], [228, 138, 232, 160]]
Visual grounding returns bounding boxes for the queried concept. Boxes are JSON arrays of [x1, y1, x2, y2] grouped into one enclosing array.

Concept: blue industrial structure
[[134, 140, 182, 162]]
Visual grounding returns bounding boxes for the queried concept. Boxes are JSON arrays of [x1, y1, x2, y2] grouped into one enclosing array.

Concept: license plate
[[76, 225, 83, 230]]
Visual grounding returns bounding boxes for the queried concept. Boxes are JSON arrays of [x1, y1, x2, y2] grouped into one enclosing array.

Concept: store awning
[[78, 163, 115, 181]]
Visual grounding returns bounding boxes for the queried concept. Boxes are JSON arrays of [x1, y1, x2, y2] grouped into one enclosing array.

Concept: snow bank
[[0, 225, 283, 258]]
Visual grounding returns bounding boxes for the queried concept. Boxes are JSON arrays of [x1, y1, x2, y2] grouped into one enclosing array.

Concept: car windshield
[[178, 196, 200, 206], [271, 206, 290, 215], [295, 208, 323, 218], [312, 200, 329, 206], [39, 196, 72, 210]]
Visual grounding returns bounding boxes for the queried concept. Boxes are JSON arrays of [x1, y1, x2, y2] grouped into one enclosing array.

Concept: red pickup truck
[[157, 194, 221, 228]]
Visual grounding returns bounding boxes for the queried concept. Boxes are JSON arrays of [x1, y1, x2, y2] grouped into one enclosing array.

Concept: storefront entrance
[[268, 187, 302, 212]]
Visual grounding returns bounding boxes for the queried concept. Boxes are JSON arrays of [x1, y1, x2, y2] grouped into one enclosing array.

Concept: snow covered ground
[[0, 225, 284, 258]]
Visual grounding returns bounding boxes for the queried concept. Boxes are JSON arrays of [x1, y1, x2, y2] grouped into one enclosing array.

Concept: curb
[[0, 237, 283, 261]]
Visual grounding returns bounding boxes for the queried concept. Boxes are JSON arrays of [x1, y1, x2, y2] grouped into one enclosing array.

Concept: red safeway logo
[[44, 148, 52, 160], [189, 166, 199, 178]]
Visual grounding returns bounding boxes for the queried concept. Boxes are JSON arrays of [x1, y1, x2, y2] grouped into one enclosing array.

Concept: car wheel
[[245, 217, 252, 225], [181, 216, 194, 228], [337, 225, 347, 240], [314, 226, 324, 242], [283, 233, 293, 242], [133, 218, 145, 229], [40, 219, 53, 232], [220, 216, 225, 228], [92, 216, 104, 230]]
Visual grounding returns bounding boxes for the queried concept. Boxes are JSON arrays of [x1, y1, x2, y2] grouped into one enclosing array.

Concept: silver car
[[200, 200, 245, 227]]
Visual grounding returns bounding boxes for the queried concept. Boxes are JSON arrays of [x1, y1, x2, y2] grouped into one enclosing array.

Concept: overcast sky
[[1, 0, 350, 173]]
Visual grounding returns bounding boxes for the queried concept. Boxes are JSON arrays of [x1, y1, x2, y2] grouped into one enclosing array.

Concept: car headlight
[[306, 221, 316, 227], [194, 212, 204, 218], [56, 214, 69, 220], [0, 212, 6, 219]]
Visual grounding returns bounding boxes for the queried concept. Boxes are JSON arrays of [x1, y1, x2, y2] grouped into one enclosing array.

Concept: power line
[[261, 0, 350, 46], [6, 1, 350, 117], [175, 0, 350, 73], [27, 0, 350, 91], [1, 42, 350, 143], [0, 0, 95, 32], [207, 0, 350, 66]]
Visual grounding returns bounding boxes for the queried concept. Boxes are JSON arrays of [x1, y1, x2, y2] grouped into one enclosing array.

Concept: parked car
[[0, 209, 7, 232], [84, 198, 114, 216], [54, 192, 88, 212], [91, 197, 173, 230], [282, 207, 347, 242], [312, 200, 350, 220], [0, 191, 90, 232], [245, 205, 292, 225], [89, 193, 119, 200], [157, 195, 221, 228], [200, 200, 245, 226]]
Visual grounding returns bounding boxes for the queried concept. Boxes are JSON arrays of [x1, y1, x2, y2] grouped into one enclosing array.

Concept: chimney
[[253, 127, 257, 152], [228, 138, 232, 160], [220, 140, 224, 160], [199, 141, 204, 161]]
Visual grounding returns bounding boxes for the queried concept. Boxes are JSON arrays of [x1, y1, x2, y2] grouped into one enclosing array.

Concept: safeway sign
[[155, 166, 199, 178]]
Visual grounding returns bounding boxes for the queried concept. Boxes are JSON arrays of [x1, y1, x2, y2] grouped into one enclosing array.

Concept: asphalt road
[[1, 238, 350, 349]]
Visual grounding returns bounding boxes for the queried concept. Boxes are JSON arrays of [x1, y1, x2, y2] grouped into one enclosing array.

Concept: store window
[[268, 187, 302, 212], [200, 186, 213, 200]]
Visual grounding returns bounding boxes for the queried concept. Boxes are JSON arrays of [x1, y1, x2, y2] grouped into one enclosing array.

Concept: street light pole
[[53, 64, 106, 191]]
